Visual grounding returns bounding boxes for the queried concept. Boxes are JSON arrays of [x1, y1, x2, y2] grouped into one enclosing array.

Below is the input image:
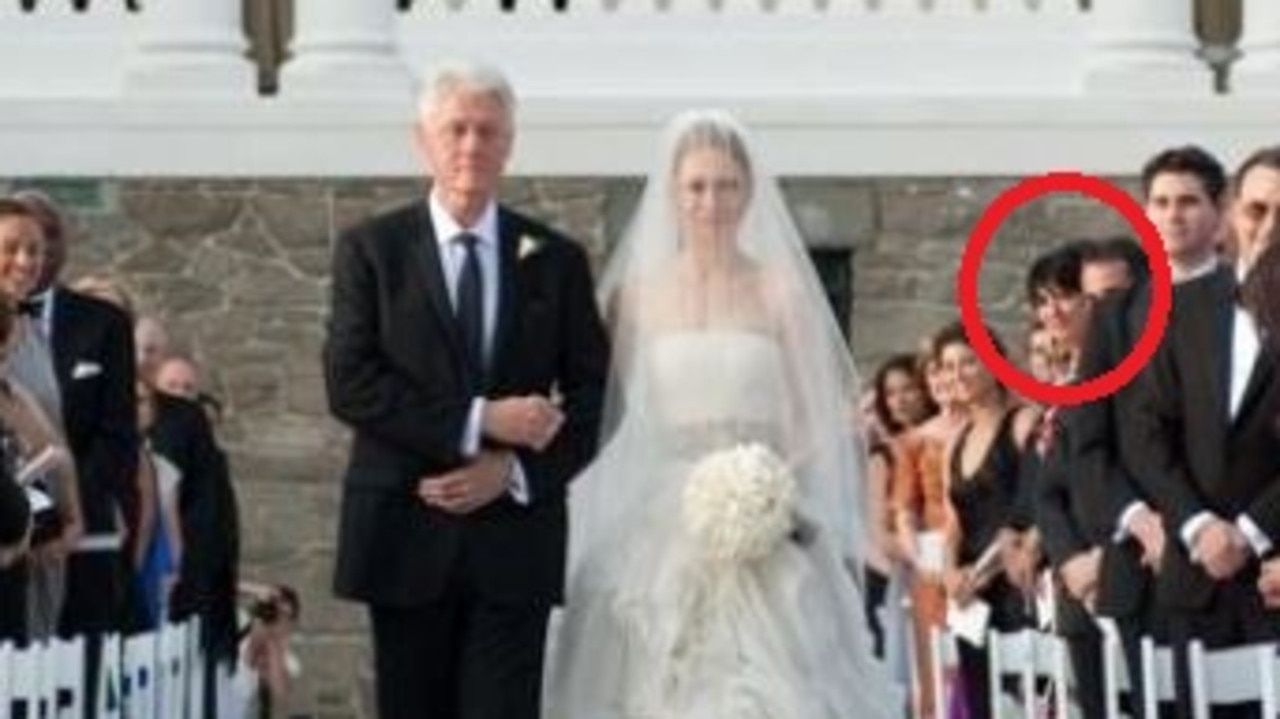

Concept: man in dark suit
[[324, 61, 610, 719], [1126, 146, 1280, 718], [15, 192, 141, 636], [1033, 239, 1142, 719], [1065, 147, 1230, 719]]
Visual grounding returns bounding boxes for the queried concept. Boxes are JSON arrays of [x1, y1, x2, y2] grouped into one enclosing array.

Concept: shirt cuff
[[1114, 501, 1150, 544], [1180, 511, 1216, 552], [508, 458, 530, 506], [1236, 514, 1273, 558], [461, 398, 485, 457]]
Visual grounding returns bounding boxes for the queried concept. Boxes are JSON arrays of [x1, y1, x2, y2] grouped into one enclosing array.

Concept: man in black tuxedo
[[16, 192, 141, 637], [1034, 239, 1142, 719], [1126, 147, 1280, 718], [324, 61, 609, 719], [1064, 147, 1230, 719]]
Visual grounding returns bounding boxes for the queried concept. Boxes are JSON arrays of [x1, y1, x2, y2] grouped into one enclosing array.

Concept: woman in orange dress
[[891, 339, 968, 719]]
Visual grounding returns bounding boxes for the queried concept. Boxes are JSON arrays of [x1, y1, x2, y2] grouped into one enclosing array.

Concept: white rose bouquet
[[681, 443, 799, 564]]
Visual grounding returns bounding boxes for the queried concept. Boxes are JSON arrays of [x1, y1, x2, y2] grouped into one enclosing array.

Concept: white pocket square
[[71, 361, 103, 380]]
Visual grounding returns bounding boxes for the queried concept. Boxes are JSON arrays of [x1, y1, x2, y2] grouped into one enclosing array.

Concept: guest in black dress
[[936, 322, 1040, 719]]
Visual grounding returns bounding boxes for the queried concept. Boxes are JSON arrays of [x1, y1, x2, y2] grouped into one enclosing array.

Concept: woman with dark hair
[[936, 322, 1040, 719], [862, 353, 936, 661]]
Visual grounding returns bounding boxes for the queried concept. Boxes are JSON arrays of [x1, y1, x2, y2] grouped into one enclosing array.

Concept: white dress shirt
[[427, 194, 529, 504], [1178, 263, 1269, 557]]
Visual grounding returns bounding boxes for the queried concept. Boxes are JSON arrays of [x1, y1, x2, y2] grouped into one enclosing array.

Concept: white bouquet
[[681, 443, 799, 564]]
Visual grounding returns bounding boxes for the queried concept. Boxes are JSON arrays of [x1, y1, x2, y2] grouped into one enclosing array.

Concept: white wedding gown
[[544, 330, 903, 719]]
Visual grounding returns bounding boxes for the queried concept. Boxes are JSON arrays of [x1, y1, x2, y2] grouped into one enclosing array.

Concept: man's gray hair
[[416, 60, 517, 124]]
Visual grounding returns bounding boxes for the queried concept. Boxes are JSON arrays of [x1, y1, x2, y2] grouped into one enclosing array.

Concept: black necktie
[[454, 232, 485, 383], [17, 296, 43, 319]]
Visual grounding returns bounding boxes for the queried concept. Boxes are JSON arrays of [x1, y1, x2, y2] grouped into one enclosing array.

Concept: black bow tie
[[17, 297, 44, 318]]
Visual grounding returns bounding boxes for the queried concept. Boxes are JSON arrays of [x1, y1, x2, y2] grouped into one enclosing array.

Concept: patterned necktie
[[1037, 404, 1060, 459], [454, 232, 485, 383]]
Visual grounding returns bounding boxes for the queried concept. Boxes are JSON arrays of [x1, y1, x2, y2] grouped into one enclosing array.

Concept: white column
[[122, 0, 255, 97], [1235, 0, 1280, 94], [279, 0, 414, 100], [1083, 0, 1212, 95]]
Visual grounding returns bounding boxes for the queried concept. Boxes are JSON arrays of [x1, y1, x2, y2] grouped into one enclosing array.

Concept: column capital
[[1234, 0, 1280, 95], [1083, 0, 1212, 95], [122, 0, 256, 98], [279, 0, 414, 101]]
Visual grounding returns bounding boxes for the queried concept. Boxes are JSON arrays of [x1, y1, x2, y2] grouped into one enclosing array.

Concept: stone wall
[[0, 175, 1136, 718]]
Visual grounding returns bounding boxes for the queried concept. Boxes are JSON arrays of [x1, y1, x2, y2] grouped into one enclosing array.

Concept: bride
[[543, 110, 902, 719]]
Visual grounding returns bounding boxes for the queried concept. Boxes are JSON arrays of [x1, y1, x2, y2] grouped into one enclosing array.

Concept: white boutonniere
[[518, 234, 544, 261]]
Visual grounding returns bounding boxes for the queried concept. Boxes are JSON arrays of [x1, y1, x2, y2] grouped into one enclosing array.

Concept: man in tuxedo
[[1062, 147, 1229, 719], [324, 61, 610, 719], [1034, 239, 1142, 719], [15, 192, 141, 637], [1126, 146, 1280, 718]]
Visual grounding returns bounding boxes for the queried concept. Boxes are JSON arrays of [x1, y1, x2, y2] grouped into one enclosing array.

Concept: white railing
[[0, 619, 207, 719], [0, 0, 1278, 176], [0, 0, 1250, 100]]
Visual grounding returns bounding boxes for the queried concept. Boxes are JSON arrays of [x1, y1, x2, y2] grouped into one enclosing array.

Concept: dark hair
[[0, 198, 40, 226], [931, 319, 1009, 361], [1241, 240, 1280, 350], [871, 353, 937, 436], [1082, 235, 1149, 284], [1026, 242, 1086, 306], [0, 469, 28, 547], [1233, 146, 1280, 196], [1140, 145, 1227, 203], [10, 190, 62, 243], [0, 296, 14, 354]]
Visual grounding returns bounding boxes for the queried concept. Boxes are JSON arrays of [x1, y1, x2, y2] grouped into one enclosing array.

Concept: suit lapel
[[48, 288, 75, 388], [489, 208, 521, 383], [407, 203, 467, 368], [1206, 269, 1234, 428], [1232, 260, 1276, 425], [1235, 345, 1276, 429]]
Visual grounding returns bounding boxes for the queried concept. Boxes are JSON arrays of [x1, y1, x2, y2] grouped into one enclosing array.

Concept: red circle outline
[[955, 172, 1173, 406]]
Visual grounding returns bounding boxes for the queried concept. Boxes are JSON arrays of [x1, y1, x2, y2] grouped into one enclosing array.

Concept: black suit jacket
[[1126, 266, 1280, 610], [49, 288, 140, 537], [325, 201, 609, 607], [149, 392, 240, 659], [1057, 281, 1153, 619]]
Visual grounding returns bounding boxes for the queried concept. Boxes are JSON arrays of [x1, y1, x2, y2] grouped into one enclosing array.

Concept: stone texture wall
[[0, 175, 1136, 718]]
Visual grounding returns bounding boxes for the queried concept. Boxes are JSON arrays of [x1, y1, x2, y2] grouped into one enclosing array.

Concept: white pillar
[[1084, 0, 1212, 95], [1235, 0, 1280, 94], [279, 0, 414, 100], [122, 0, 255, 97]]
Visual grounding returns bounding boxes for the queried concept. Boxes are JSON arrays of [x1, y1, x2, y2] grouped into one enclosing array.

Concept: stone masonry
[[0, 176, 1137, 718]]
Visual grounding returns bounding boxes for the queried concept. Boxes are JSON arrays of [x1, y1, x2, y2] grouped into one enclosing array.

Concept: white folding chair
[[929, 624, 958, 719], [1187, 640, 1278, 719], [1098, 621, 1132, 719], [1138, 636, 1177, 719], [49, 634, 85, 719], [8, 639, 49, 719], [187, 617, 208, 719], [123, 630, 158, 719], [157, 620, 191, 719], [987, 628, 1071, 719], [97, 633, 124, 719], [0, 641, 11, 716]]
